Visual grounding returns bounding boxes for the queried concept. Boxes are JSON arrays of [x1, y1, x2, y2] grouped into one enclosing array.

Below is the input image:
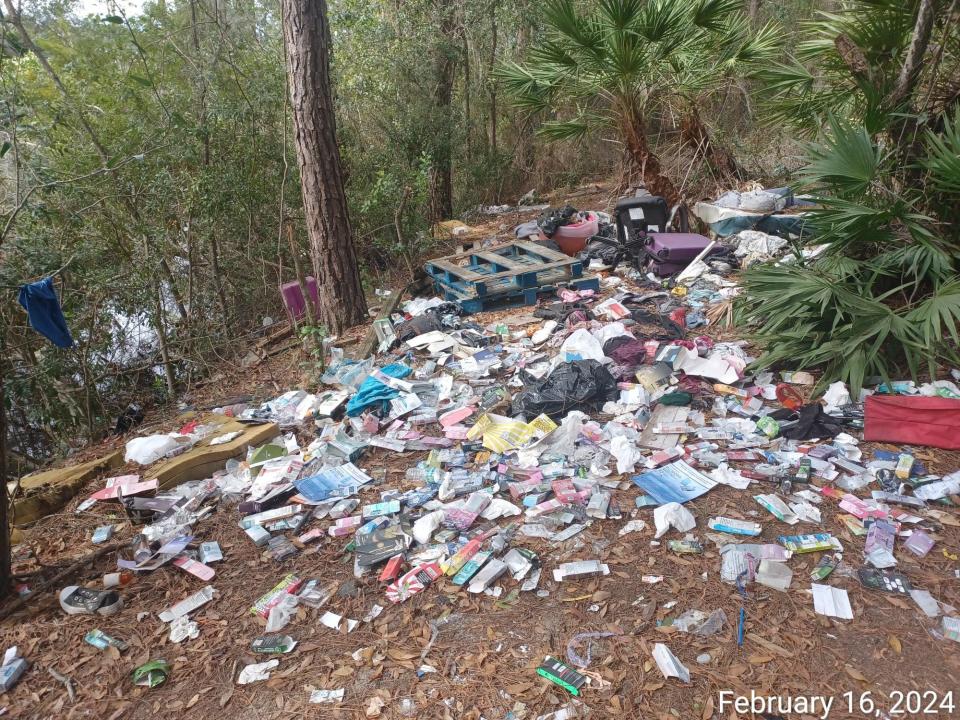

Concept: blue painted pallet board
[[447, 276, 600, 314], [424, 240, 585, 298]]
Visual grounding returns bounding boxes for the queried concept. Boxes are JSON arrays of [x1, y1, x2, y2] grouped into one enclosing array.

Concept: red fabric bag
[[864, 394, 960, 449]]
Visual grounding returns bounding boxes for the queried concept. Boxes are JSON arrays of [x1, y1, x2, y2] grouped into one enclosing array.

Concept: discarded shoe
[[59, 585, 123, 616]]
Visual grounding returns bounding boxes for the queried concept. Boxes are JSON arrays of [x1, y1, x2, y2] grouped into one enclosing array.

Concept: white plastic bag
[[610, 436, 643, 474], [559, 328, 605, 363], [653, 502, 696, 538], [237, 659, 279, 685], [124, 434, 179, 465], [822, 381, 852, 415], [169, 616, 199, 643], [413, 510, 444, 544]]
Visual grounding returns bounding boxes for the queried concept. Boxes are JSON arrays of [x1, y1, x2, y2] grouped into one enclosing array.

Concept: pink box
[[280, 277, 320, 321]]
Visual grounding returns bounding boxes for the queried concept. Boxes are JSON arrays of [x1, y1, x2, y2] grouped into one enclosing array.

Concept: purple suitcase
[[643, 232, 714, 276]]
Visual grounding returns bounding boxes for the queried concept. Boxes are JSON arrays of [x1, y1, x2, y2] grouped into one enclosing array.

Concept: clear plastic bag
[[265, 593, 298, 632]]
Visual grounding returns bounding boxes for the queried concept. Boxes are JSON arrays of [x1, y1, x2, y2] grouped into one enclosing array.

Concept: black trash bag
[[511, 360, 619, 419], [114, 403, 145, 435], [769, 404, 843, 440], [703, 246, 741, 273], [537, 204, 579, 238]]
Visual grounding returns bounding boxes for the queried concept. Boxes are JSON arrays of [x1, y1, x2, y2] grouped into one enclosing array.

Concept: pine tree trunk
[[282, 0, 368, 334], [429, 0, 457, 222], [488, 2, 498, 156]]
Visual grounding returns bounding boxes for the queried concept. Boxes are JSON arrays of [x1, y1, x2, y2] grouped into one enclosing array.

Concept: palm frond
[[493, 62, 558, 113], [800, 116, 883, 196], [923, 109, 960, 197], [536, 118, 592, 142], [733, 21, 781, 65], [635, 0, 689, 45], [906, 280, 960, 348], [690, 0, 742, 32], [597, 0, 644, 31]]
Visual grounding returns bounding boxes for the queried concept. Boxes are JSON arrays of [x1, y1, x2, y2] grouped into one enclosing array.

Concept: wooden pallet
[[425, 240, 587, 298], [453, 276, 599, 314]]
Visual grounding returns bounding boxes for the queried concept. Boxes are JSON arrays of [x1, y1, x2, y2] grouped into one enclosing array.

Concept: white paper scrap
[[309, 688, 345, 704], [320, 611, 359, 633], [237, 659, 279, 685], [652, 643, 690, 683], [811, 583, 853, 620]]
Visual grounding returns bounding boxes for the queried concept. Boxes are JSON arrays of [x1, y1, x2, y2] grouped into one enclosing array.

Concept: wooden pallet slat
[[457, 276, 600, 314], [472, 250, 525, 270]]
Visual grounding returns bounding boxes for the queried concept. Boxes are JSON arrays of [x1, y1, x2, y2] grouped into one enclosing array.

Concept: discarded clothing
[[602, 336, 647, 367], [345, 363, 412, 417], [627, 309, 684, 341], [537, 205, 579, 238], [397, 313, 443, 343], [18, 276, 74, 348], [769, 404, 842, 440]]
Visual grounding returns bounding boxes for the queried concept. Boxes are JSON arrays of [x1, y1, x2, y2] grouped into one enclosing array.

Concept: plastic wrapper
[[265, 593, 298, 632], [512, 361, 618, 420], [674, 608, 726, 636], [345, 363, 412, 417], [652, 643, 690, 683], [169, 616, 200, 643], [412, 510, 444, 544], [610, 436, 643, 474]]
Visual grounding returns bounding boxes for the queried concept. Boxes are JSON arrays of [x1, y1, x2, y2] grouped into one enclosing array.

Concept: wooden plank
[[149, 418, 279, 491], [426, 258, 483, 282], [472, 250, 525, 270], [513, 239, 573, 262], [457, 275, 600, 313], [354, 286, 405, 359], [478, 258, 577, 283], [429, 240, 582, 295], [433, 264, 581, 298], [13, 451, 124, 527]]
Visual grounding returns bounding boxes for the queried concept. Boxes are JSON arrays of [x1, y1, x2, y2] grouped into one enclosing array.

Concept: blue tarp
[[708, 213, 814, 239], [345, 363, 412, 417]]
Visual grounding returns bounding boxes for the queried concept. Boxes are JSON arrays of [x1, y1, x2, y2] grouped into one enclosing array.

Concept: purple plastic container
[[280, 277, 320, 321]]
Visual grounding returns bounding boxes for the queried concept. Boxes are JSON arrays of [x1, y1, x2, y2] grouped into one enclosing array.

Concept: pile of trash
[[8, 237, 960, 716]]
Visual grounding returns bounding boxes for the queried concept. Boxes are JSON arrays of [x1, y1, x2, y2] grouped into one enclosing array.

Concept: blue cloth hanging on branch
[[18, 276, 74, 348]]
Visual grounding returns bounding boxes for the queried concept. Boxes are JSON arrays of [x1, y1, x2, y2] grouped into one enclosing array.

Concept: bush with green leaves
[[737, 0, 960, 392]]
